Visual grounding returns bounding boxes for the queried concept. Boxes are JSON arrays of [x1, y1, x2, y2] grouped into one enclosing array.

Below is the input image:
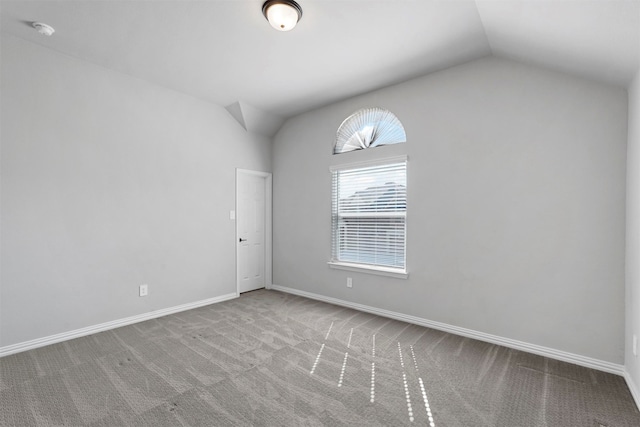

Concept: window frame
[[328, 155, 408, 279]]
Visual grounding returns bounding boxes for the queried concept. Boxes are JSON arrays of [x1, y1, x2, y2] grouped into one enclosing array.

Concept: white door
[[236, 170, 270, 293]]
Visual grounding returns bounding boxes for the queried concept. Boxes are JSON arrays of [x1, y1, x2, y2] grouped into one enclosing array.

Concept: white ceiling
[[477, 0, 640, 88], [2, 0, 639, 125]]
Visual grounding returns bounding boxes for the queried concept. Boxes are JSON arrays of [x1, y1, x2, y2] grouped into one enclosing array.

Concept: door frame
[[235, 168, 272, 296]]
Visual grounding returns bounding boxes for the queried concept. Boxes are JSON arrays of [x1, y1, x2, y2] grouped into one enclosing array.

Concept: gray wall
[[626, 71, 640, 392], [272, 57, 628, 364], [0, 35, 271, 347]]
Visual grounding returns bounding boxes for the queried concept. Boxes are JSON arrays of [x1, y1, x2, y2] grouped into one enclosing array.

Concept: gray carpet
[[1, 289, 638, 426]]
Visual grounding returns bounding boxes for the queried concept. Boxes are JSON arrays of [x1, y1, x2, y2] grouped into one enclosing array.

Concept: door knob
[[239, 238, 247, 242]]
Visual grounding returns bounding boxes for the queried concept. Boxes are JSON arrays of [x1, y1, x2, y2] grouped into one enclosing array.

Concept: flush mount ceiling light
[[32, 22, 55, 36], [262, 0, 302, 32]]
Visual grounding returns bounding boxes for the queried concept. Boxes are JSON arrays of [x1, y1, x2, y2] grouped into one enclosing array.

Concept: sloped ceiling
[[1, 0, 639, 135], [477, 0, 640, 88]]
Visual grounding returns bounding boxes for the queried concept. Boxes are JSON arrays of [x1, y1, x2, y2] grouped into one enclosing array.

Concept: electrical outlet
[[347, 277, 352, 288], [139, 284, 148, 297], [634, 335, 638, 357]]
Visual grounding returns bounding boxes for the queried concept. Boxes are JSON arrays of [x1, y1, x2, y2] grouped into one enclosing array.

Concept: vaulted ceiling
[[2, 0, 639, 134]]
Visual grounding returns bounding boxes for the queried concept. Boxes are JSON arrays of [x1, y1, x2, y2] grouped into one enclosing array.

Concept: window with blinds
[[331, 158, 407, 272]]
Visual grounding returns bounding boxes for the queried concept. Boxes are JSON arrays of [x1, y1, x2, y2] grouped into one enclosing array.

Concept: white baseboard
[[270, 284, 625, 376], [0, 292, 238, 358], [625, 369, 640, 411]]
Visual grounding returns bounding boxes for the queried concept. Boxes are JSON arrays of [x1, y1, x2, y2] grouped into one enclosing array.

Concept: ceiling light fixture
[[32, 22, 55, 36], [262, 0, 302, 32]]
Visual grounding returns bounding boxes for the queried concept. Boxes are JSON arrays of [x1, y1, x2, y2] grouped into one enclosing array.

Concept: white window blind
[[334, 107, 407, 154], [331, 159, 407, 270]]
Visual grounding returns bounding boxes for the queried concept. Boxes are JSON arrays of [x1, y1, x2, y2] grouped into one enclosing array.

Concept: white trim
[[236, 169, 273, 294], [266, 174, 273, 288], [270, 284, 625, 376], [328, 261, 408, 279], [329, 154, 408, 172], [625, 369, 640, 411], [0, 293, 238, 358], [235, 168, 270, 177]]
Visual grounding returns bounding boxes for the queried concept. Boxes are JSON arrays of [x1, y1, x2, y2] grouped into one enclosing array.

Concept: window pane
[[334, 108, 407, 154], [332, 161, 407, 269]]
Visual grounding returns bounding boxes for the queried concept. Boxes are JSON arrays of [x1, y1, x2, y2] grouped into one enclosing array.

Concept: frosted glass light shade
[[262, 0, 302, 32]]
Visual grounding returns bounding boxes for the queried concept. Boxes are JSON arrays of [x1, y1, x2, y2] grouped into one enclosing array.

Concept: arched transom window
[[334, 107, 406, 154]]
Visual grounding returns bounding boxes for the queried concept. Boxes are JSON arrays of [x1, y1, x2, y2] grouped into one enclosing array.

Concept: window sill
[[328, 261, 408, 279]]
